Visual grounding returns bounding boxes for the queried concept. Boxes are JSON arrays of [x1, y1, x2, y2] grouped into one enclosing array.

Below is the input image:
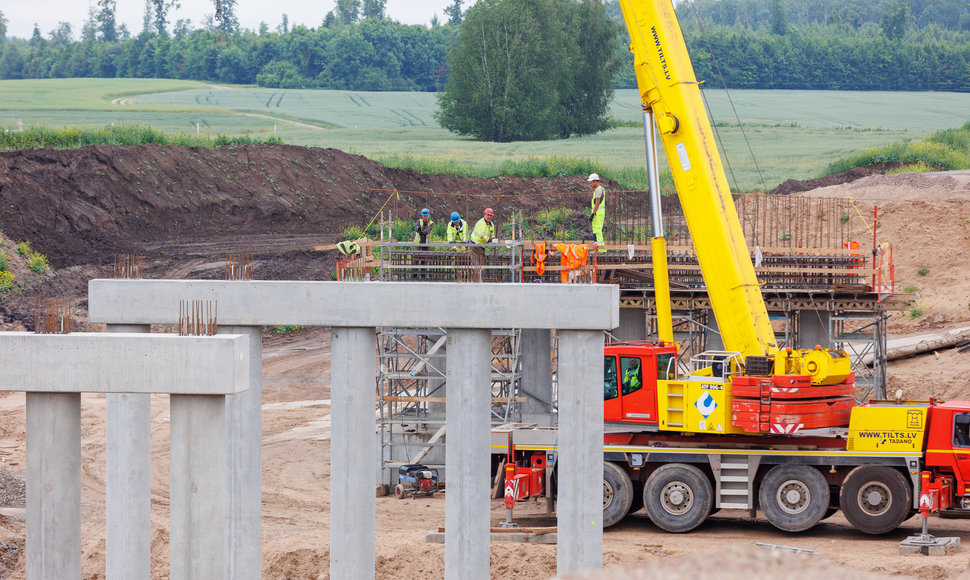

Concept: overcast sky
[[3, 0, 460, 39]]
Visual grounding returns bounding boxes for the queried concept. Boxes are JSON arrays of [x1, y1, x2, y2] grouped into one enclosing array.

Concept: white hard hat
[[587, 173, 600, 182]]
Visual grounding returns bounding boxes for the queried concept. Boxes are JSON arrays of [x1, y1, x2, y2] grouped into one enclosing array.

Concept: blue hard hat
[[451, 212, 460, 221], [421, 208, 430, 216]]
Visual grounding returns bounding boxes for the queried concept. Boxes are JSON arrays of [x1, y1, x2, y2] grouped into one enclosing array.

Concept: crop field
[[2, 79, 969, 190]]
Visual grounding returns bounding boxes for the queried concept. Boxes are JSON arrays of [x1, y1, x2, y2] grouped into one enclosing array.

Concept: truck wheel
[[643, 464, 712, 533], [603, 461, 634, 528], [394, 484, 406, 499], [839, 465, 911, 534], [758, 465, 829, 532]]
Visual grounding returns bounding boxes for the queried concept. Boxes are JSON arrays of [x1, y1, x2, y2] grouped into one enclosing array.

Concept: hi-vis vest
[[447, 219, 468, 243], [591, 185, 606, 215], [337, 240, 360, 256], [471, 218, 495, 244]]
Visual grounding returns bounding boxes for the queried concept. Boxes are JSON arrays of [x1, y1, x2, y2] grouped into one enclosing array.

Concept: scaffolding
[[376, 327, 523, 481]]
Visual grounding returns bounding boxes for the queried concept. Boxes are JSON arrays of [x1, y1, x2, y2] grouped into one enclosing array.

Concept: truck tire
[[839, 465, 911, 534], [643, 464, 712, 533], [758, 465, 829, 532], [603, 461, 634, 528]]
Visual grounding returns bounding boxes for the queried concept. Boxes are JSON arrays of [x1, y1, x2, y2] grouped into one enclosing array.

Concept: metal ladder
[[710, 454, 760, 510]]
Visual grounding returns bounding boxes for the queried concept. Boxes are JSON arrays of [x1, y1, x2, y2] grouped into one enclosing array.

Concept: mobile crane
[[495, 0, 970, 535]]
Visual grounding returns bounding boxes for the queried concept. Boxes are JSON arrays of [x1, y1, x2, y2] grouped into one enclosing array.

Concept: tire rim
[[775, 479, 810, 515], [603, 480, 615, 509], [660, 480, 693, 515], [857, 481, 891, 515]]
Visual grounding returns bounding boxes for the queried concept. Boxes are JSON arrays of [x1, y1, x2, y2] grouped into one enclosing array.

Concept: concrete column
[[26, 392, 81, 579], [106, 323, 151, 580], [556, 330, 604, 576], [222, 325, 262, 580], [330, 327, 377, 580], [616, 308, 648, 342], [519, 329, 553, 423], [798, 310, 831, 349], [444, 329, 492, 580], [170, 395, 231, 580]]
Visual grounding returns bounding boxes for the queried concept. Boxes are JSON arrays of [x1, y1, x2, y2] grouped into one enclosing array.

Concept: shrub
[[28, 253, 49, 273], [903, 284, 918, 294], [917, 265, 928, 276], [0, 270, 13, 291], [15, 241, 31, 255], [0, 252, 6, 272]]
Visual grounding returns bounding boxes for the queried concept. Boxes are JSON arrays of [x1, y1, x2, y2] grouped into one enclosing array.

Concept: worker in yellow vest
[[446, 212, 468, 245], [469, 208, 496, 282], [471, 208, 497, 244], [588, 173, 606, 253]]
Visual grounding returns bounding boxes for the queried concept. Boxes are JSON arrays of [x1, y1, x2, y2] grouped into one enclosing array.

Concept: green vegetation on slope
[[0, 124, 282, 149], [826, 121, 970, 174]]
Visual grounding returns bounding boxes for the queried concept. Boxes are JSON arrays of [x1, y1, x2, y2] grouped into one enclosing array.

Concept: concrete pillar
[[170, 395, 231, 580], [519, 329, 553, 423], [798, 310, 831, 349], [444, 329, 492, 580], [556, 330, 604, 576], [330, 327, 377, 580], [615, 308, 648, 342], [222, 325, 262, 580], [106, 323, 151, 580], [26, 392, 81, 579]]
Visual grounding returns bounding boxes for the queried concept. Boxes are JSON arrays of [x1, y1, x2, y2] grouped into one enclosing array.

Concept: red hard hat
[[484, 208, 494, 217]]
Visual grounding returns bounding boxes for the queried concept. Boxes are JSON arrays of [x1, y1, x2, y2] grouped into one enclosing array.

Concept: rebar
[[178, 300, 218, 336], [34, 298, 72, 334], [225, 253, 253, 280], [115, 254, 142, 279]]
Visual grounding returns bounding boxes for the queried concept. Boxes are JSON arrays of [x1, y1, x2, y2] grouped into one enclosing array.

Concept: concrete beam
[[0, 333, 249, 394], [88, 280, 619, 330]]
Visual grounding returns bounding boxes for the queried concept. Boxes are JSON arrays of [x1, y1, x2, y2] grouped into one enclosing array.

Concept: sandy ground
[[1, 171, 970, 578]]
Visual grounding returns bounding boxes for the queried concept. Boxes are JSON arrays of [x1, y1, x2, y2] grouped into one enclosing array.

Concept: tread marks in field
[[275, 92, 285, 108], [389, 109, 426, 127], [346, 93, 363, 107], [265, 92, 277, 108]]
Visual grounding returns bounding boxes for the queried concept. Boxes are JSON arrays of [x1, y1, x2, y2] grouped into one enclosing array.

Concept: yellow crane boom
[[617, 0, 777, 359]]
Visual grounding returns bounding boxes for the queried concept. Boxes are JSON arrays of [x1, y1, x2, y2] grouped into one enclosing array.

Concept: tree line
[[0, 3, 458, 91]]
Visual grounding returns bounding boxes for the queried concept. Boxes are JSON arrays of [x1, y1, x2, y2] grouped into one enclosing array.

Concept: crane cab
[[603, 341, 679, 426]]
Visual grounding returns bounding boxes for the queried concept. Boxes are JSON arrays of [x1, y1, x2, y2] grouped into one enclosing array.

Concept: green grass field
[[2, 79, 969, 191]]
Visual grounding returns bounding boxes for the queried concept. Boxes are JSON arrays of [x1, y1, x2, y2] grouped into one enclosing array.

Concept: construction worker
[[336, 239, 360, 257], [588, 173, 606, 252], [469, 208, 497, 282], [446, 212, 468, 245], [622, 359, 642, 395], [471, 208, 497, 244], [414, 208, 433, 244]]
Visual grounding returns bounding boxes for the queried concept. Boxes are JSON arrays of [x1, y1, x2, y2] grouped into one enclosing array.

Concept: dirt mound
[[771, 162, 909, 194], [0, 144, 593, 269]]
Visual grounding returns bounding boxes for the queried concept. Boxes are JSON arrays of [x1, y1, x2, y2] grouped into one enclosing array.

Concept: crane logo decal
[[695, 392, 717, 418]]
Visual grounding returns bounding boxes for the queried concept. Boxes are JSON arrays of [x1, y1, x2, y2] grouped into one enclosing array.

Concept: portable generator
[[394, 464, 439, 499]]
